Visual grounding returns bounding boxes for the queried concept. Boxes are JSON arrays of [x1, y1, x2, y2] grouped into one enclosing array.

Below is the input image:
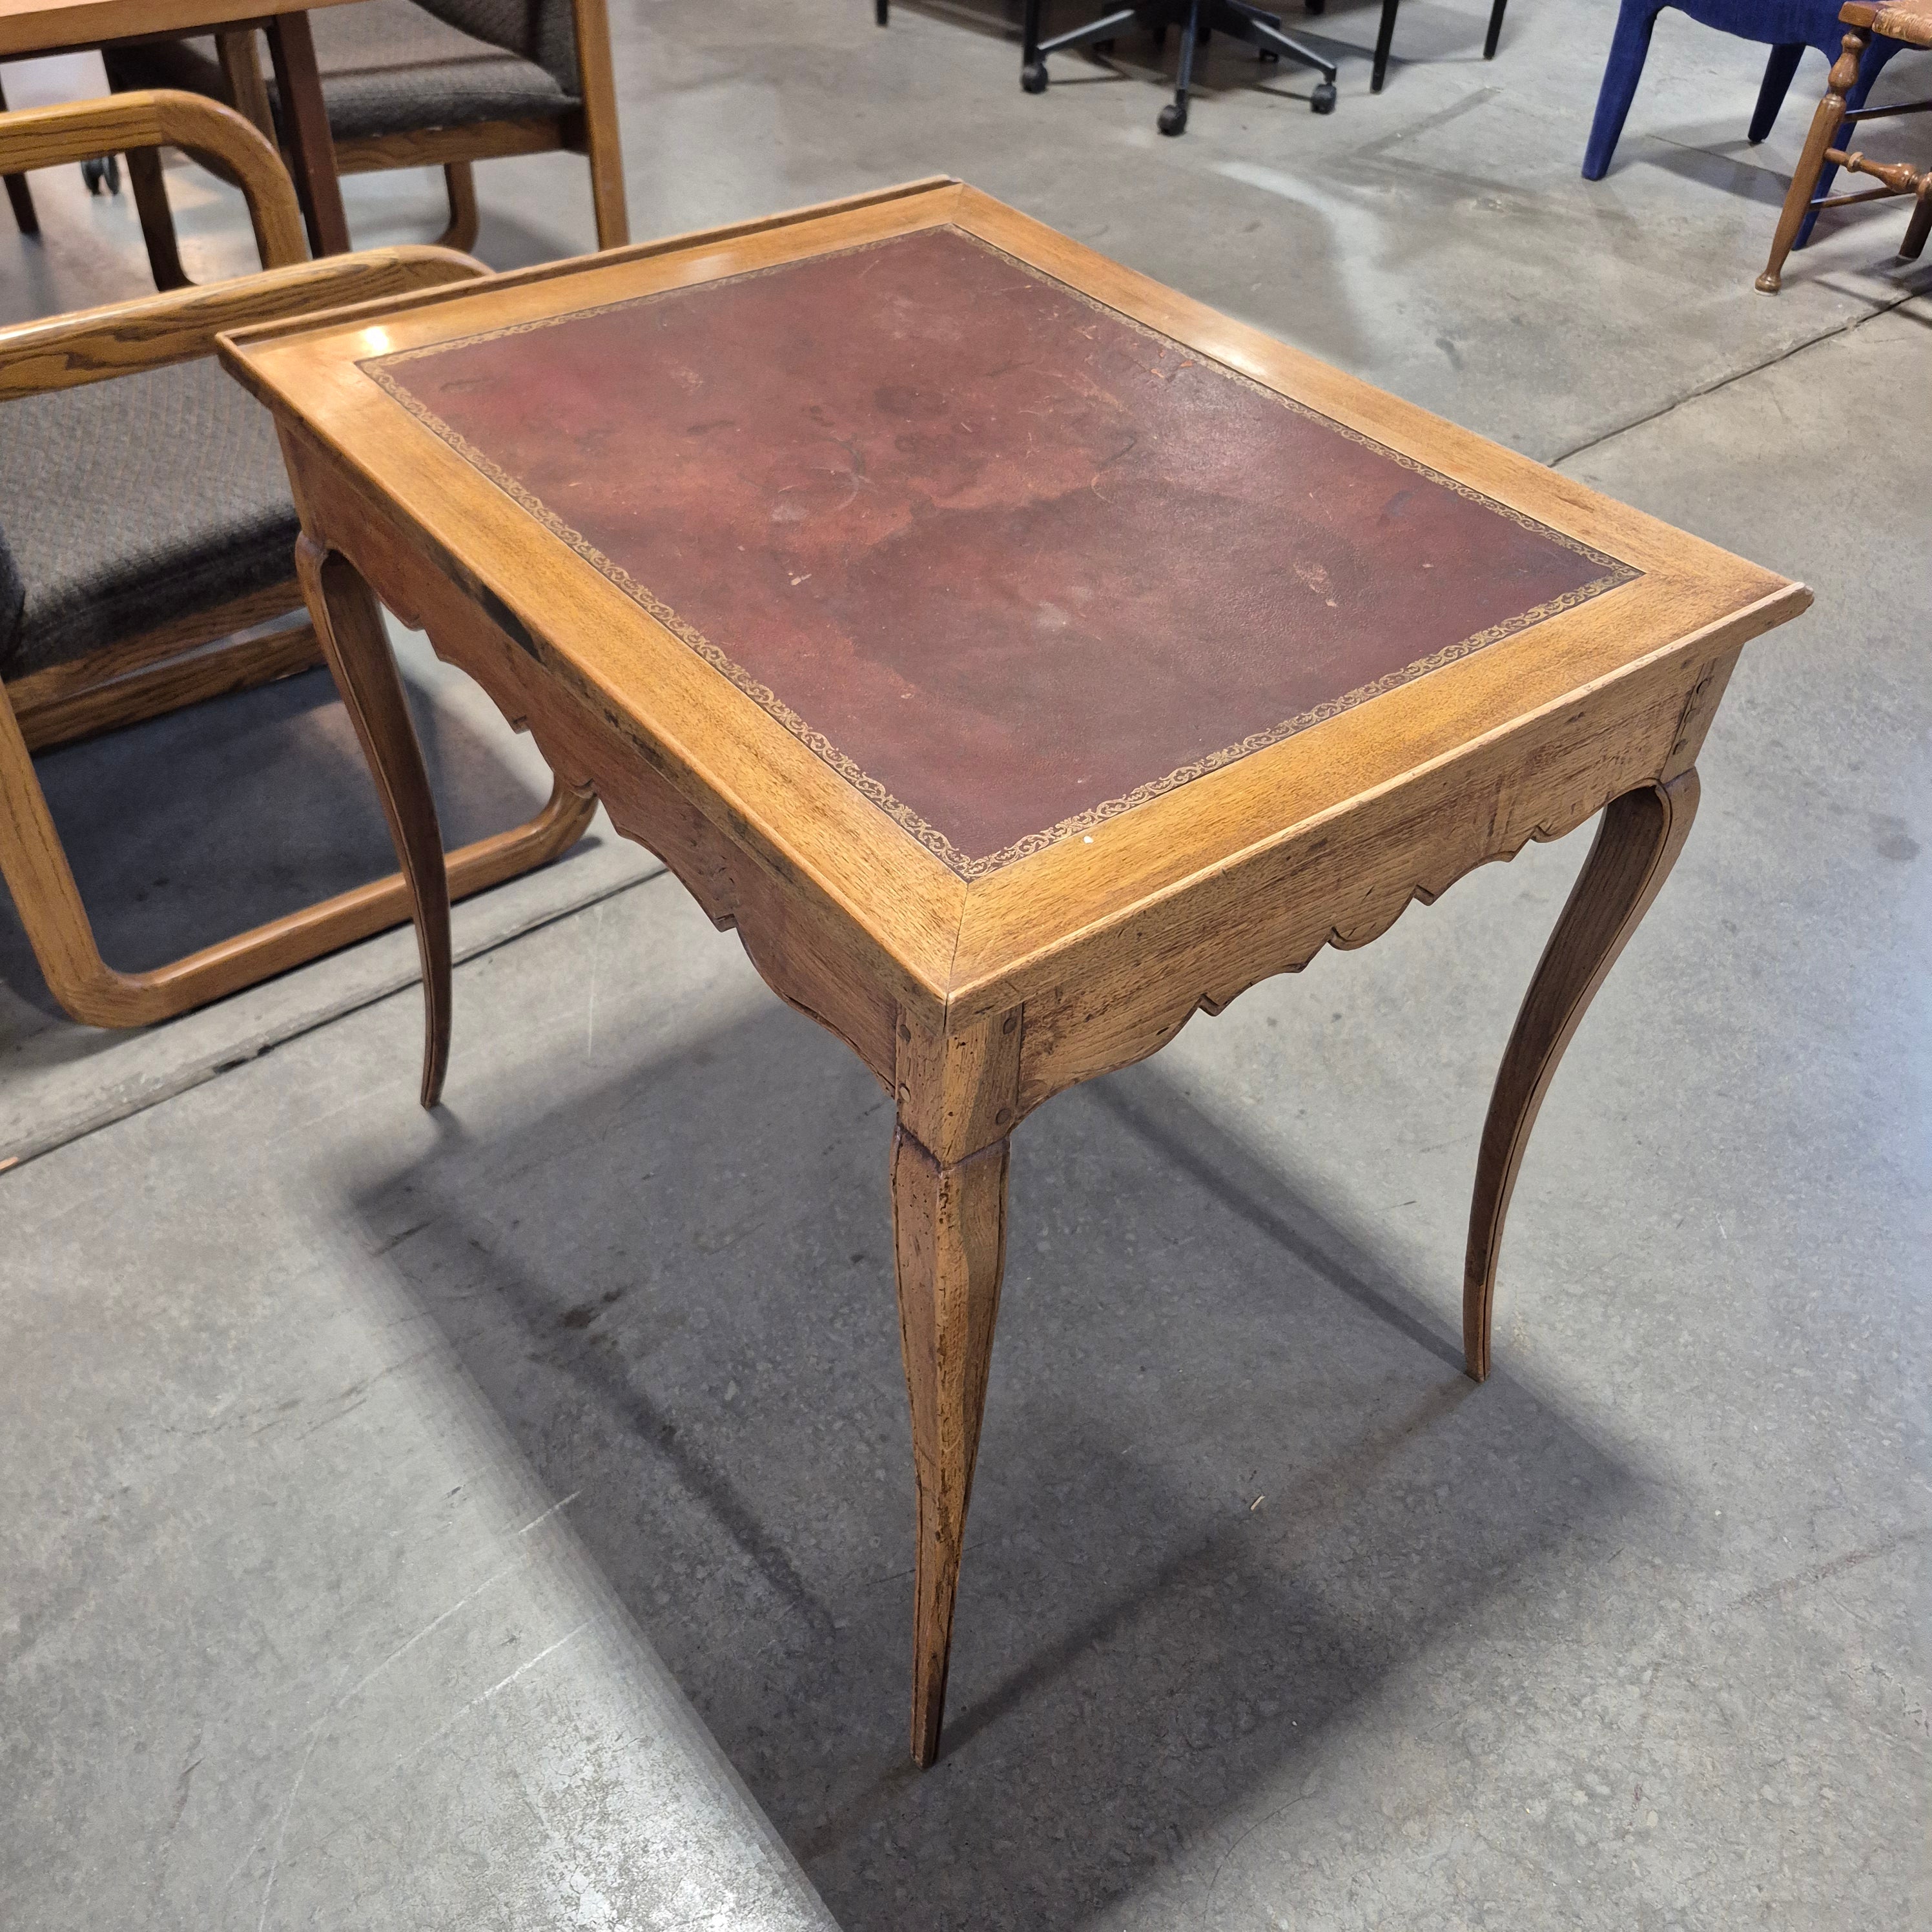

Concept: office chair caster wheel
[[1158, 101, 1188, 135], [1311, 82, 1337, 112], [81, 154, 120, 196], [1022, 59, 1049, 92]]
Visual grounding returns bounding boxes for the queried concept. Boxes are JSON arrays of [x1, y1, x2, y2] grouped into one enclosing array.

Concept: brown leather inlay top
[[365, 227, 1636, 877]]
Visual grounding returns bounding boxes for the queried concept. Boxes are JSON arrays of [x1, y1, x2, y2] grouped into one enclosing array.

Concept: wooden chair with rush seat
[[0, 90, 592, 1030], [101, 0, 627, 288], [1756, 0, 1932, 289]]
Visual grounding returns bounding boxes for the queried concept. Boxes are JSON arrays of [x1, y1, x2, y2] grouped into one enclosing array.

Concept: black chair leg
[[1223, 0, 1338, 104], [1160, 0, 1205, 132], [1373, 0, 1399, 91], [876, 0, 889, 23], [1024, 0, 1142, 89], [1484, 0, 1507, 59]]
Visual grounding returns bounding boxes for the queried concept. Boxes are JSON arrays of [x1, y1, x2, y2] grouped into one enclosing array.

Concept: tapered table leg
[[891, 1124, 1010, 1767], [1463, 771, 1699, 1381], [296, 536, 452, 1107]]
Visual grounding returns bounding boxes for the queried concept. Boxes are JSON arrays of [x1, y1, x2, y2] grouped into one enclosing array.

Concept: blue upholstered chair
[[1583, 0, 1907, 242]]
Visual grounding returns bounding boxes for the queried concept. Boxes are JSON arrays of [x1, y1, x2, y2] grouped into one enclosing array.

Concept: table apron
[[997, 641, 1735, 1125], [279, 426, 921, 1090]]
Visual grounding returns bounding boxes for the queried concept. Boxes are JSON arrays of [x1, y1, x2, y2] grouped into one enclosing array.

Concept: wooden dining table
[[0, 0, 358, 255], [220, 177, 1811, 1768]]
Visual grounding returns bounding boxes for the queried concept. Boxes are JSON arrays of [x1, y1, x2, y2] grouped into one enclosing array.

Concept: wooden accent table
[[221, 178, 1810, 1767], [0, 0, 359, 256]]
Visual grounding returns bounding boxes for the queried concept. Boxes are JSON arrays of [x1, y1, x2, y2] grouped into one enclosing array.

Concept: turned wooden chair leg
[[1901, 176, 1932, 260], [298, 536, 454, 1107], [1757, 27, 1865, 293], [892, 1124, 1010, 1767], [436, 161, 480, 252], [1463, 772, 1699, 1381]]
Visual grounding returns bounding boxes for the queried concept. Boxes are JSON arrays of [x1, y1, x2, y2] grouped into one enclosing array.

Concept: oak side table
[[221, 179, 1809, 1767]]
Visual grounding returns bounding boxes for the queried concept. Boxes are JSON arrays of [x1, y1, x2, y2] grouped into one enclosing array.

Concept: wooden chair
[[102, 0, 627, 289], [1757, 0, 1932, 287], [0, 91, 593, 1029]]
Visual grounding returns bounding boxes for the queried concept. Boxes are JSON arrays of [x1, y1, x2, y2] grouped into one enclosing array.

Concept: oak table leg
[[296, 536, 452, 1105], [1463, 771, 1700, 1381], [263, 10, 350, 256], [891, 1125, 1011, 1767]]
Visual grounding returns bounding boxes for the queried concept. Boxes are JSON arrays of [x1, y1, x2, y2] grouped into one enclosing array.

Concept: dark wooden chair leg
[[1463, 772, 1699, 1381], [263, 11, 350, 255], [3, 170, 36, 236], [1902, 177, 1932, 259], [297, 536, 453, 1106], [0, 75, 36, 236], [125, 145, 190, 291], [1373, 0, 1399, 91], [892, 1125, 1010, 1767], [437, 161, 479, 252]]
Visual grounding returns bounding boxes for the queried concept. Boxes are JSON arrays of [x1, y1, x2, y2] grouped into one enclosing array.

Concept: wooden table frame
[[220, 177, 1809, 1768], [0, 0, 356, 256]]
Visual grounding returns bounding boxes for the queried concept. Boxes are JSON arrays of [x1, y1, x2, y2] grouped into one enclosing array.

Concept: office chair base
[[1022, 0, 1339, 134]]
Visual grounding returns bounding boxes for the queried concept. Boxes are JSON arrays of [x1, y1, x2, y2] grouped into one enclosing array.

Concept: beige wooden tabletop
[[0, 0, 358, 58]]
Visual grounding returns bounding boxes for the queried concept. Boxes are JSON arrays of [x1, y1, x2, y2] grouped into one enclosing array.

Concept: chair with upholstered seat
[[1583, 0, 1909, 246], [0, 91, 591, 1029], [102, 0, 626, 289]]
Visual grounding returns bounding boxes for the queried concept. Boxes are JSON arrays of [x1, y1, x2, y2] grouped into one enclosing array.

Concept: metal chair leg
[[1160, 0, 1206, 133], [1373, 0, 1399, 90]]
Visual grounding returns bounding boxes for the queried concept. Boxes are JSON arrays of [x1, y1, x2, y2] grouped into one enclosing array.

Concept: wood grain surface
[[221, 178, 1813, 1764]]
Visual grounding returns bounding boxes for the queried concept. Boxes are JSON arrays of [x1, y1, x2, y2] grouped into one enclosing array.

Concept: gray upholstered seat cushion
[[0, 358, 300, 680], [103, 0, 576, 145]]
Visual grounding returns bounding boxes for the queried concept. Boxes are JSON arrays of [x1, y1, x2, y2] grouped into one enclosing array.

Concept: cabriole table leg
[[296, 535, 453, 1107], [1463, 770, 1700, 1380]]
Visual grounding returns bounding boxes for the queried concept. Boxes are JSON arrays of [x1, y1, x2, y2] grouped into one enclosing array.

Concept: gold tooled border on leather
[[362, 227, 1639, 881]]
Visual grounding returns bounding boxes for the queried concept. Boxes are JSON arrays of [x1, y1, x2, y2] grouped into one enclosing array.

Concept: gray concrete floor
[[3, 2, 1927, 1927]]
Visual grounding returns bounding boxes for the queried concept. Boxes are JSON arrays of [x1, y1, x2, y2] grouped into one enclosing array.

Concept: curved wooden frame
[[0, 87, 307, 267], [0, 239, 596, 1029], [221, 178, 1811, 1767]]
